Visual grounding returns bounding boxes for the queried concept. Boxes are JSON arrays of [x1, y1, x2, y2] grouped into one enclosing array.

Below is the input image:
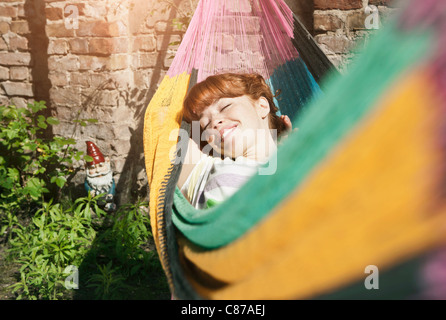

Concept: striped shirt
[[180, 155, 261, 209]]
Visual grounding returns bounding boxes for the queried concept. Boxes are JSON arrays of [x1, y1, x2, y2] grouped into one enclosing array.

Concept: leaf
[[28, 101, 46, 113], [46, 117, 60, 125], [24, 177, 47, 200], [55, 176, 67, 188], [37, 121, 48, 130]]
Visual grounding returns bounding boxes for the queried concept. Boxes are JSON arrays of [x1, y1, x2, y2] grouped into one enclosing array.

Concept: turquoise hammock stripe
[[268, 57, 322, 120], [172, 19, 433, 250]]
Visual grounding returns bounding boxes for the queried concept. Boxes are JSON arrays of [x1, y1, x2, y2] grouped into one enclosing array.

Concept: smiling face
[[199, 95, 273, 159], [183, 73, 285, 161]]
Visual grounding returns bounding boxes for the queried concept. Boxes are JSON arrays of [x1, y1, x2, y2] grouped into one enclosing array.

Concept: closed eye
[[221, 103, 231, 111]]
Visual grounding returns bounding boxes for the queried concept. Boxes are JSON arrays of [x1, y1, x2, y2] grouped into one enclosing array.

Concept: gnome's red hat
[[86, 141, 105, 166]]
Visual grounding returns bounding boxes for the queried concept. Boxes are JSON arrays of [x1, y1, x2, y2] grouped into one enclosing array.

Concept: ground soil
[[0, 243, 19, 300]]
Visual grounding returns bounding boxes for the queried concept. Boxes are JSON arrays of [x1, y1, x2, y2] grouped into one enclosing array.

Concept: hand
[[280, 115, 292, 132], [279, 115, 297, 145]]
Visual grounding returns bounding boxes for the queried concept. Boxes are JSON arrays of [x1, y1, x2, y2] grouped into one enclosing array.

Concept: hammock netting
[[143, 0, 446, 299]]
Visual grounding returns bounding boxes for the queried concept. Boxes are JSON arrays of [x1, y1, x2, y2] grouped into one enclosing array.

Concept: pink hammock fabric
[[167, 0, 299, 83]]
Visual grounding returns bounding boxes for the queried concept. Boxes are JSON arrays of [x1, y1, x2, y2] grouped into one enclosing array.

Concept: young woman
[[177, 73, 292, 209]]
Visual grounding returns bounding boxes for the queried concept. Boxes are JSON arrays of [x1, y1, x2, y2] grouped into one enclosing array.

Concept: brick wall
[[313, 0, 399, 72], [0, 0, 33, 108], [0, 0, 401, 203]]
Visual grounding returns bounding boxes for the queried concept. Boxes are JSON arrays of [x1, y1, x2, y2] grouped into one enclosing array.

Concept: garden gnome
[[84, 141, 116, 212]]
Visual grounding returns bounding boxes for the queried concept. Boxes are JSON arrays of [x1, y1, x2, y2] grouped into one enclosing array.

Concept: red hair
[[183, 73, 286, 137]]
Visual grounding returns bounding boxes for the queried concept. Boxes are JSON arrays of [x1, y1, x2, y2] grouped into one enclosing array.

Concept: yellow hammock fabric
[[144, 0, 446, 299]]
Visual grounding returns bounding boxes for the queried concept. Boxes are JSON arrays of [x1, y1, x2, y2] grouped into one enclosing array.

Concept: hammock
[[143, 0, 446, 299]]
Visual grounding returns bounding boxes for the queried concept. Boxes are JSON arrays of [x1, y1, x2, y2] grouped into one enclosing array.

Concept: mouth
[[220, 125, 237, 142]]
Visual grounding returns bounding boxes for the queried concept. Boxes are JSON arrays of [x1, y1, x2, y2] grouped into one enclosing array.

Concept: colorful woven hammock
[[143, 0, 446, 299]]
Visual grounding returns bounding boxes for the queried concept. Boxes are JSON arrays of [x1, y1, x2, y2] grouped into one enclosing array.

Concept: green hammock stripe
[[172, 19, 433, 249]]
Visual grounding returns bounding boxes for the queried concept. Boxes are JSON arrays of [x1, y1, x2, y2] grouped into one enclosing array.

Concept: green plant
[[0, 101, 93, 239], [1, 100, 168, 299], [111, 199, 154, 275], [86, 261, 127, 300], [7, 197, 97, 300]]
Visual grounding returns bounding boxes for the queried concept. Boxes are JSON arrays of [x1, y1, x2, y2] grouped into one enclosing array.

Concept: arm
[[177, 138, 203, 189]]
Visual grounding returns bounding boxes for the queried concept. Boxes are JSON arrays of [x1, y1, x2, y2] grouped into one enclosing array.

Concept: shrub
[[0, 101, 91, 240]]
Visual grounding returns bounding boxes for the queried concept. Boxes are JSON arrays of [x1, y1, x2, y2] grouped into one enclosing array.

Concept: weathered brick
[[10, 20, 30, 35], [49, 86, 82, 105], [80, 54, 129, 71], [70, 72, 90, 86], [46, 22, 75, 38], [114, 124, 132, 140], [0, 0, 26, 3], [45, 7, 63, 20], [0, 6, 17, 18], [0, 52, 31, 65], [112, 139, 132, 154], [89, 73, 114, 89], [132, 35, 156, 52], [8, 34, 28, 51], [2, 82, 33, 97], [314, 13, 343, 32], [133, 70, 150, 88], [48, 72, 69, 87], [9, 96, 28, 108], [48, 39, 68, 55], [314, 0, 363, 10], [0, 95, 9, 106], [346, 11, 368, 30], [0, 37, 7, 51], [90, 70, 133, 89], [80, 123, 117, 141], [9, 66, 28, 80], [369, 0, 392, 6], [48, 55, 79, 72], [76, 20, 127, 37], [156, 34, 181, 51], [97, 90, 120, 106], [0, 21, 10, 35], [108, 54, 129, 70], [79, 55, 107, 71], [89, 38, 129, 55], [17, 3, 25, 18], [80, 3, 106, 19], [54, 106, 77, 121], [154, 21, 186, 34], [315, 34, 352, 54], [68, 38, 89, 54], [133, 52, 157, 69], [79, 54, 129, 71], [0, 66, 9, 80]]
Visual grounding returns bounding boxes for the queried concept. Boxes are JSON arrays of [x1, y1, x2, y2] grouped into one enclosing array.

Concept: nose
[[209, 115, 224, 130], [212, 119, 223, 129]]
